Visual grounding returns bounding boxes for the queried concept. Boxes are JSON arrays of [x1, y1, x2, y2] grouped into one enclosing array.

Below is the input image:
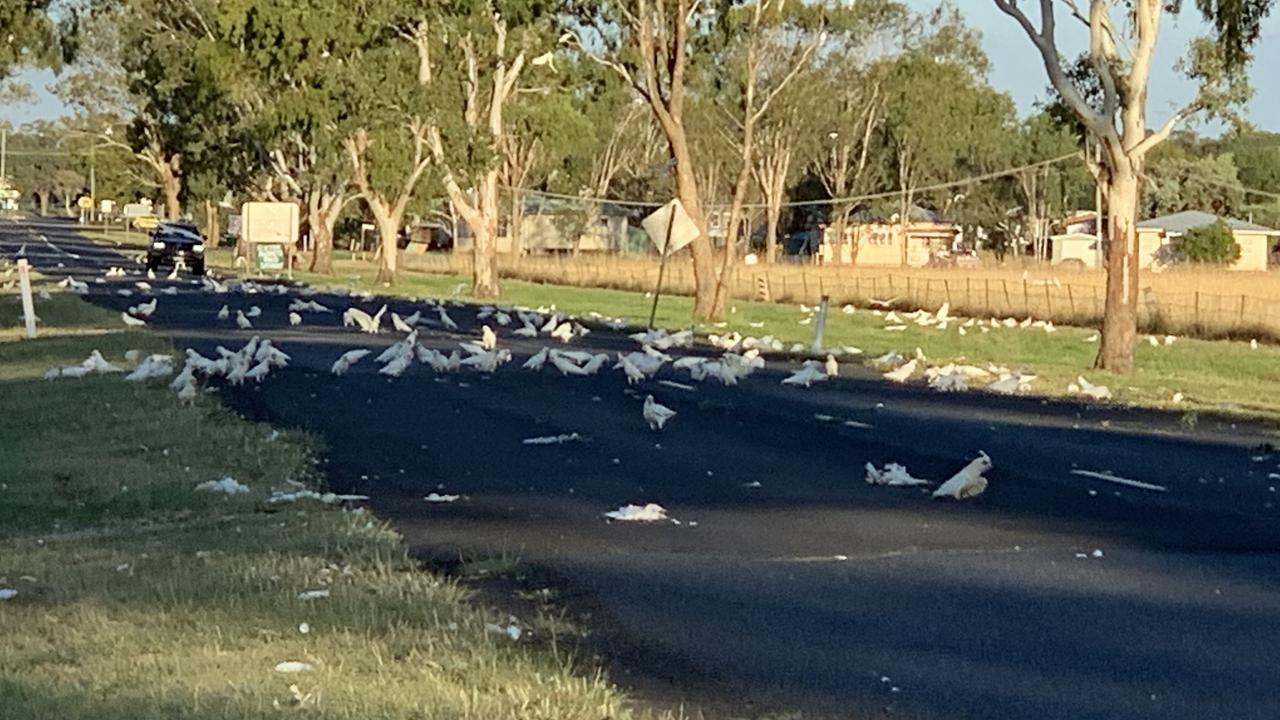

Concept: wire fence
[[400, 252, 1280, 340]]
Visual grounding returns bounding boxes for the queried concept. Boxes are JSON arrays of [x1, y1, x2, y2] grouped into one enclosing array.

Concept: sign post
[[17, 259, 37, 339], [241, 202, 299, 278], [811, 295, 830, 353], [641, 199, 700, 329]]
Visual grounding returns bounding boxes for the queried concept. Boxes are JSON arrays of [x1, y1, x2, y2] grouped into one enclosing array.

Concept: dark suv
[[146, 222, 206, 275]]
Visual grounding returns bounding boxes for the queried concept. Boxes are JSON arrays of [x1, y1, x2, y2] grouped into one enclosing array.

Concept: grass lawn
[[0, 290, 648, 720], [289, 257, 1280, 422]]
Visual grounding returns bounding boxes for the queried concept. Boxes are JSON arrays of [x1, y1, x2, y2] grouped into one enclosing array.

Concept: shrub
[[1173, 220, 1241, 264]]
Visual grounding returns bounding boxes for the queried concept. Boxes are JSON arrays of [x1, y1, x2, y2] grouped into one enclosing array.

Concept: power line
[[507, 152, 1083, 211], [1194, 176, 1280, 201]]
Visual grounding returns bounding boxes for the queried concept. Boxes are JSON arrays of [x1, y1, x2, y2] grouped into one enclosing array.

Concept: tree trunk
[[669, 144, 715, 320], [1095, 168, 1140, 373], [373, 210, 401, 285], [37, 192, 48, 217], [472, 170, 501, 299], [158, 164, 182, 221], [764, 202, 780, 264], [309, 192, 340, 274]]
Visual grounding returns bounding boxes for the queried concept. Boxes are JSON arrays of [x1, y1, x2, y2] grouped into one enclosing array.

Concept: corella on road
[[932, 452, 992, 500], [643, 395, 676, 431]]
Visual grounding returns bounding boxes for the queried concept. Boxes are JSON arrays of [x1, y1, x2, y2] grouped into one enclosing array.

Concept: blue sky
[[3, 3, 1277, 131]]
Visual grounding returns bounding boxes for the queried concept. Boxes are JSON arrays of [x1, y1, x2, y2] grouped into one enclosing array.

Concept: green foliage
[[0, 1, 59, 80], [881, 52, 1017, 197], [1146, 147, 1244, 217], [1173, 220, 1241, 264]]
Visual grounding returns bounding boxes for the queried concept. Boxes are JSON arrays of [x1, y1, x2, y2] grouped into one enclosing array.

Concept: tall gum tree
[[567, 0, 721, 319], [404, 0, 560, 299], [993, 0, 1274, 373]]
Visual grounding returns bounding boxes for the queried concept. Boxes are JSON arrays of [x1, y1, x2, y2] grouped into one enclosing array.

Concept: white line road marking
[[1070, 469, 1168, 493]]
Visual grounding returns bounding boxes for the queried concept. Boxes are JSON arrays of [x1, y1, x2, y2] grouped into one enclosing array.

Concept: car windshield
[[157, 225, 202, 244]]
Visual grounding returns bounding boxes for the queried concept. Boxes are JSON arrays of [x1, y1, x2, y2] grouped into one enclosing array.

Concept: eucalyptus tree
[[58, 0, 240, 221], [993, 0, 1276, 372]]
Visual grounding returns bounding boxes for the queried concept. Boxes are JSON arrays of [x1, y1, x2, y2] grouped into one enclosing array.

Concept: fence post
[[1044, 283, 1052, 317], [1002, 280, 1012, 312], [1239, 294, 1248, 329], [1067, 284, 1075, 316], [985, 279, 990, 311], [1022, 279, 1030, 316], [945, 279, 952, 306], [1194, 291, 1200, 328], [17, 259, 36, 339]]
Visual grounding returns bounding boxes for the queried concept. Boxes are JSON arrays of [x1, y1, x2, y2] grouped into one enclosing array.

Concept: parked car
[[146, 222, 206, 275]]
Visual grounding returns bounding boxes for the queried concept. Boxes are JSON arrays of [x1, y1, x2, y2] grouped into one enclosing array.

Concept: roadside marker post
[[648, 208, 676, 329], [640, 199, 699, 330], [17, 259, 37, 339], [811, 295, 830, 353]]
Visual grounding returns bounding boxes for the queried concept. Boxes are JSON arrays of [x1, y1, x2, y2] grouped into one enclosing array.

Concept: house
[[454, 197, 631, 255], [816, 206, 963, 267], [1049, 233, 1103, 268], [1137, 211, 1279, 271]]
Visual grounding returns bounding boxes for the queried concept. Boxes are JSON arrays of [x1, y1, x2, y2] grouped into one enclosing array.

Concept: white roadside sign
[[642, 199, 700, 256]]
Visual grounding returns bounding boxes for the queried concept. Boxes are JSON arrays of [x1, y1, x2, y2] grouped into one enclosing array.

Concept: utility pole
[[1, 128, 7, 182]]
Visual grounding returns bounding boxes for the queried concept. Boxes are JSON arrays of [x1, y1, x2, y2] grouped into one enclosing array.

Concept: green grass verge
[[291, 257, 1280, 422], [0, 291, 648, 720]]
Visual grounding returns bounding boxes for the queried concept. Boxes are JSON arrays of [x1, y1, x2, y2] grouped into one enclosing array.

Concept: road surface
[[6, 217, 1280, 720]]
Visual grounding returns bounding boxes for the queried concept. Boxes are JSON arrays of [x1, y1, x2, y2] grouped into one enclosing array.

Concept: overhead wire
[[505, 151, 1085, 211]]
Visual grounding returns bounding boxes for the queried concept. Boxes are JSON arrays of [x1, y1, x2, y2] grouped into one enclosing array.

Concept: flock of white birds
[[34, 263, 1167, 516]]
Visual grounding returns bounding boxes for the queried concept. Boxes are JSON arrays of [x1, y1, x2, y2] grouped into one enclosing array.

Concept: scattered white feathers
[[523, 433, 584, 445], [274, 662, 313, 673], [121, 312, 147, 327], [194, 477, 250, 495], [604, 503, 671, 522], [865, 462, 930, 487], [288, 311, 302, 326]]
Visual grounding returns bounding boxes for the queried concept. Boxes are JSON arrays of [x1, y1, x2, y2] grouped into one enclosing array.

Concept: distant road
[[6, 216, 1280, 720]]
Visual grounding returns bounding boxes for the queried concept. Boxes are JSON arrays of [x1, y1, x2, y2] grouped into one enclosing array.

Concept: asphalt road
[[7, 217, 1280, 720]]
